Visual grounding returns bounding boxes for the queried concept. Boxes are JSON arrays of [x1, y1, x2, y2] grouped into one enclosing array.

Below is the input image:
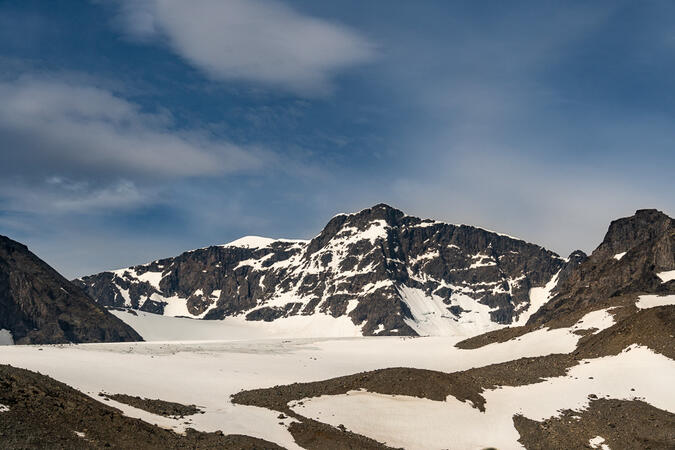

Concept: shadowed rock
[[0, 235, 142, 344]]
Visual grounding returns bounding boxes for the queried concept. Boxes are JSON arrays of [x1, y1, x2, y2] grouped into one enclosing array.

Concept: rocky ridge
[[0, 235, 142, 345], [76, 204, 579, 336]]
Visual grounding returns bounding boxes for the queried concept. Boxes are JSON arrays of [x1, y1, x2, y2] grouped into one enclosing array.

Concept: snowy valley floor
[[0, 306, 674, 449]]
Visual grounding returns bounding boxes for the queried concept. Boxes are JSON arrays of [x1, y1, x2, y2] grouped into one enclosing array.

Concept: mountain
[[458, 208, 675, 348], [0, 235, 142, 344], [75, 204, 581, 337], [528, 208, 674, 328]]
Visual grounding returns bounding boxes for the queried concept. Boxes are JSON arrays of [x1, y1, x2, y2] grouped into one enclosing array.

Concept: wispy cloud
[[111, 0, 375, 95], [0, 77, 265, 179], [2, 178, 147, 214], [0, 75, 275, 214]]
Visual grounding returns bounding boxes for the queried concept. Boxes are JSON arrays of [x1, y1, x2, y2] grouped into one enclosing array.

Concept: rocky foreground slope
[[76, 204, 583, 336], [0, 364, 281, 449], [0, 235, 141, 344], [530, 208, 674, 326]]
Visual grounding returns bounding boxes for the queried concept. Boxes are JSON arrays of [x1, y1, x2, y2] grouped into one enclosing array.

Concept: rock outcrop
[[0, 235, 142, 344]]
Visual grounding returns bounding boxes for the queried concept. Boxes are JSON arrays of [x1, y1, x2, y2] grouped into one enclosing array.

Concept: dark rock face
[[76, 204, 572, 336], [0, 235, 142, 344], [556, 249, 588, 287], [528, 209, 675, 328]]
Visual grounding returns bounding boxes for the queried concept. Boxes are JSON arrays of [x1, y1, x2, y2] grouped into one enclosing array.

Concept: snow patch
[[589, 435, 610, 450], [656, 270, 675, 283], [0, 329, 14, 346], [514, 271, 559, 326], [0, 404, 9, 412], [348, 220, 389, 244], [613, 252, 627, 260], [222, 236, 308, 249], [635, 294, 675, 309], [468, 252, 497, 269], [398, 285, 501, 337], [135, 270, 164, 290], [571, 308, 615, 333], [345, 299, 359, 315], [414, 220, 443, 228]]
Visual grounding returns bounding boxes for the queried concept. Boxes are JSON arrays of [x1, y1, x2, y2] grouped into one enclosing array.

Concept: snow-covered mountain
[[76, 204, 582, 336]]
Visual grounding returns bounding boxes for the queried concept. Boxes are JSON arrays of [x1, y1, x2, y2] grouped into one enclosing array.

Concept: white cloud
[[2, 178, 148, 214], [0, 76, 274, 213], [0, 77, 265, 178], [114, 0, 374, 95]]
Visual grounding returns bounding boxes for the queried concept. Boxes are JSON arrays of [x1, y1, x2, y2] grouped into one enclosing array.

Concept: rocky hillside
[[528, 208, 675, 328], [0, 235, 142, 344], [76, 204, 580, 336]]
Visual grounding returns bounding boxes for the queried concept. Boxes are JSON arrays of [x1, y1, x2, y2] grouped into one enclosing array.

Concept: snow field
[[0, 306, 667, 449], [613, 252, 627, 260], [0, 318, 585, 449], [292, 346, 675, 450], [110, 310, 364, 341]]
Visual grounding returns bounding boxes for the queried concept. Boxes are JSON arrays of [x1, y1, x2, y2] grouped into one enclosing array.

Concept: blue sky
[[0, 0, 673, 278]]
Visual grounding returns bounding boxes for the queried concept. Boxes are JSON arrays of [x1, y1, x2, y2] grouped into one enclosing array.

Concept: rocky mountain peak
[[567, 250, 588, 262], [354, 203, 406, 223], [598, 209, 672, 260], [527, 209, 674, 328], [306, 204, 404, 257]]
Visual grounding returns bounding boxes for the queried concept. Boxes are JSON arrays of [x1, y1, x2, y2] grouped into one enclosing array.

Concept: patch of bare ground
[[514, 398, 675, 450], [455, 324, 535, 349], [574, 305, 675, 359], [0, 364, 283, 449], [288, 419, 398, 450], [100, 392, 202, 418]]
